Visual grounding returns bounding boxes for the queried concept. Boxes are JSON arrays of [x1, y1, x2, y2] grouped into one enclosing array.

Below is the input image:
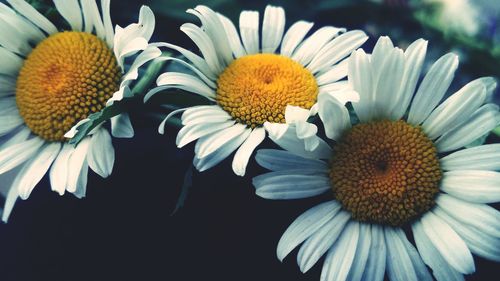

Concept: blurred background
[[0, 0, 499, 280]]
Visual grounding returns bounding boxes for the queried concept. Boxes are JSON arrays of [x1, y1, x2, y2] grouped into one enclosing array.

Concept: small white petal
[[253, 171, 330, 200], [318, 91, 352, 141], [49, 144, 73, 196], [232, 127, 265, 176], [434, 206, 500, 262], [261, 5, 285, 53], [360, 225, 386, 281], [81, 0, 105, 38], [277, 201, 341, 261], [346, 223, 372, 281], [180, 23, 223, 74], [145, 72, 216, 102], [320, 221, 359, 281], [101, 0, 113, 46], [391, 39, 428, 120], [218, 13, 246, 58], [297, 211, 351, 273], [349, 49, 373, 122], [440, 144, 500, 171], [315, 59, 348, 86], [373, 48, 405, 119], [66, 137, 91, 193], [436, 104, 500, 152], [195, 124, 248, 158], [436, 194, 500, 237], [239, 10, 259, 54], [87, 128, 114, 178], [441, 170, 500, 203], [308, 30, 368, 74], [385, 227, 419, 281], [420, 211, 475, 274], [280, 20, 314, 57], [292, 26, 344, 66], [111, 113, 134, 138], [423, 78, 487, 139], [408, 53, 459, 125], [285, 105, 311, 123], [0, 137, 44, 174], [413, 220, 465, 281], [255, 149, 329, 172], [53, 0, 82, 31], [7, 0, 57, 34], [0, 46, 23, 76], [18, 142, 61, 200]]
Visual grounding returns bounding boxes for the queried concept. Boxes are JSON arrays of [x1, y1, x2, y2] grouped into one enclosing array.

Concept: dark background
[[1, 1, 500, 280]]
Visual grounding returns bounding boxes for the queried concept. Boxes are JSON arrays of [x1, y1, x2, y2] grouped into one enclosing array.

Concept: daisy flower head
[[0, 0, 160, 222], [145, 5, 367, 176], [253, 36, 500, 281]]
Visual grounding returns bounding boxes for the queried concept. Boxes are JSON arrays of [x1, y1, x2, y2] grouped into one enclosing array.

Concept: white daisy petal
[[478, 76, 497, 101], [264, 122, 332, 160], [0, 127, 30, 150], [413, 220, 465, 281], [373, 48, 405, 119], [423, 78, 487, 139], [401, 231, 433, 281], [297, 211, 351, 273], [253, 171, 330, 200], [0, 137, 44, 174], [316, 59, 348, 86], [87, 128, 114, 178], [1, 166, 23, 222], [436, 194, 500, 237], [0, 112, 24, 137], [120, 45, 162, 87], [277, 201, 342, 261], [232, 127, 266, 176], [0, 76, 15, 96], [320, 221, 360, 281], [73, 160, 89, 199], [441, 170, 500, 203], [101, 0, 113, 46], [0, 3, 46, 44], [0, 46, 23, 76], [255, 149, 329, 172], [436, 104, 500, 152], [111, 113, 134, 138], [152, 42, 217, 81], [177, 121, 235, 148], [308, 30, 368, 74], [349, 49, 373, 122], [385, 227, 419, 281], [180, 23, 223, 74], [391, 39, 428, 120], [360, 225, 386, 281], [292, 26, 344, 66], [187, 5, 233, 66], [18, 142, 61, 200], [217, 13, 246, 58], [261, 5, 285, 53], [49, 144, 73, 196], [408, 53, 459, 125], [193, 128, 251, 172], [195, 124, 248, 158], [146, 72, 216, 102], [434, 206, 500, 262], [7, 0, 57, 34], [0, 17, 33, 55], [280, 20, 314, 57], [346, 223, 372, 281], [370, 36, 394, 82], [182, 105, 231, 125], [239, 10, 259, 54], [159, 57, 216, 89], [318, 90, 352, 141], [284, 105, 311, 123], [440, 144, 500, 171], [53, 0, 82, 31], [420, 211, 475, 274], [66, 137, 91, 193], [81, 0, 105, 38]]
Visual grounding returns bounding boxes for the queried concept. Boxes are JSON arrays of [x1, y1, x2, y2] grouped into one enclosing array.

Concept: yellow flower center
[[329, 120, 442, 226], [216, 54, 318, 127], [16, 31, 121, 142]]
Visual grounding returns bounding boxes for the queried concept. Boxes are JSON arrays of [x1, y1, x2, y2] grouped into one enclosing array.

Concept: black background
[[1, 1, 500, 280]]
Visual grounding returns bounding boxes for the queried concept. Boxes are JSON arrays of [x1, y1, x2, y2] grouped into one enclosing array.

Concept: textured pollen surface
[[329, 120, 442, 226], [216, 54, 318, 127], [16, 31, 121, 142]]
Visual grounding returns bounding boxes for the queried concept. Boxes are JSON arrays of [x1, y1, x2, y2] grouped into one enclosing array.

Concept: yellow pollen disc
[[16, 31, 121, 142], [329, 120, 442, 226], [216, 54, 318, 127]]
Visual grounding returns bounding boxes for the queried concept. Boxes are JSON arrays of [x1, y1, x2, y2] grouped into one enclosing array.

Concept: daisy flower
[[0, 0, 160, 222], [253, 36, 500, 281], [145, 5, 367, 176]]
